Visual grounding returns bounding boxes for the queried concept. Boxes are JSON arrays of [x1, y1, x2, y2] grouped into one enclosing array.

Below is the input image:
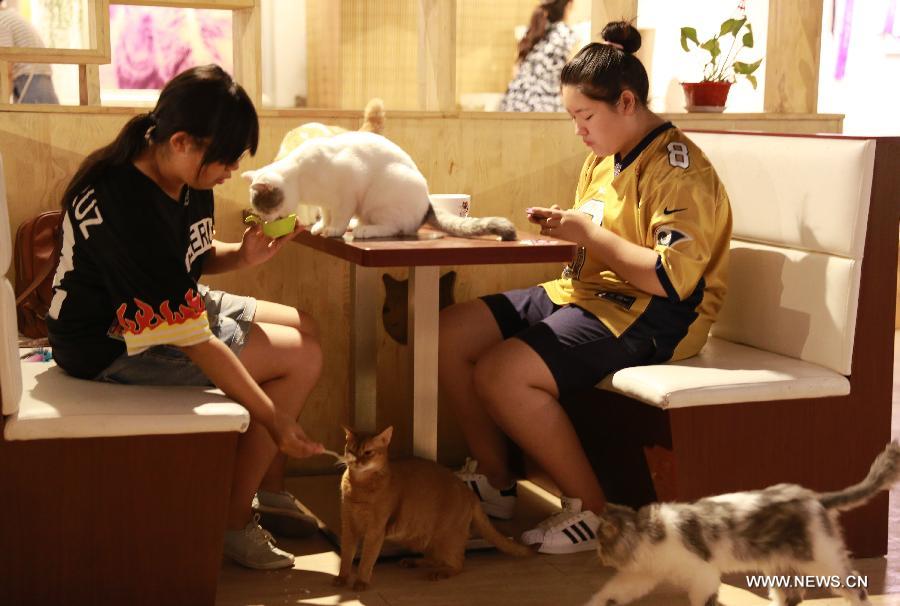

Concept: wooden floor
[[216, 334, 900, 606]]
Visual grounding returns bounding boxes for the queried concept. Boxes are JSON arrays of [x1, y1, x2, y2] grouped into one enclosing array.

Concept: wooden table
[[293, 230, 577, 459]]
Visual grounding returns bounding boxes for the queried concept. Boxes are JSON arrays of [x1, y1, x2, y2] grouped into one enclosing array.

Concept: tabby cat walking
[[334, 426, 531, 591], [585, 441, 900, 606]]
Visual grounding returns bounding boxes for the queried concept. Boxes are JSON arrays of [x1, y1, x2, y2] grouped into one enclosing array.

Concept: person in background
[[499, 0, 578, 112], [444, 22, 732, 554], [0, 0, 60, 104]]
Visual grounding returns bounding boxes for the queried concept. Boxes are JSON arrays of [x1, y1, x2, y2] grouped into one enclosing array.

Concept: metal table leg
[[350, 265, 378, 433], [409, 265, 440, 459]]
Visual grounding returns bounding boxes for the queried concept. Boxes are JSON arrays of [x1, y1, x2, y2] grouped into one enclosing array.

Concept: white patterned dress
[[499, 22, 578, 113]]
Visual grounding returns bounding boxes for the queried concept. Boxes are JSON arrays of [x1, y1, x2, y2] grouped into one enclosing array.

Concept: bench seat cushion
[[598, 337, 850, 409], [3, 360, 250, 440]]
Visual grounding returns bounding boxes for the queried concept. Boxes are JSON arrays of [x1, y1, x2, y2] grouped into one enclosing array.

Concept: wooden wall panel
[[305, 1, 342, 108], [339, 0, 419, 110], [456, 0, 534, 97], [0, 107, 843, 470], [418, 0, 457, 111], [764, 0, 823, 113]]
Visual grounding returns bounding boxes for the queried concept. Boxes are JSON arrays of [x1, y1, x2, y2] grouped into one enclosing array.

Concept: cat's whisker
[[321, 448, 349, 465]]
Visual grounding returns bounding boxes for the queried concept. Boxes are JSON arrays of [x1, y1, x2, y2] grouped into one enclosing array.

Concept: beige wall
[[0, 107, 843, 470]]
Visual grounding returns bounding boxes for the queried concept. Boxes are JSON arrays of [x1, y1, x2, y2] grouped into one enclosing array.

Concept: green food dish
[[245, 213, 298, 238]]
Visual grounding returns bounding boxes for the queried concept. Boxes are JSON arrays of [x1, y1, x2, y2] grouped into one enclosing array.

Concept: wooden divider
[[0, 107, 843, 469]]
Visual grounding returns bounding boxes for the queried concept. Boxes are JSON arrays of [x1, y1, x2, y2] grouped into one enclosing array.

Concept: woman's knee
[[438, 300, 500, 365], [290, 328, 323, 382], [472, 340, 557, 414], [298, 310, 320, 340], [471, 348, 509, 408]]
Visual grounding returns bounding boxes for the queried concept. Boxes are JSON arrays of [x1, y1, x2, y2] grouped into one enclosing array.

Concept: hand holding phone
[[526, 207, 553, 223]]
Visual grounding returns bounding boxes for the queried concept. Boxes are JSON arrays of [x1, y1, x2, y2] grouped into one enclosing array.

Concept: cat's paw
[[427, 569, 457, 581], [310, 220, 325, 236], [352, 579, 370, 592], [332, 575, 348, 587]]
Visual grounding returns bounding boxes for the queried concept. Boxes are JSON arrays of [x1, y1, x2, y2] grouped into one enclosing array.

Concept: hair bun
[[601, 21, 641, 54]]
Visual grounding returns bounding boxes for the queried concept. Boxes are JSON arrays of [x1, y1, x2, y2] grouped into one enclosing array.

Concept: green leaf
[[680, 27, 698, 52], [743, 23, 754, 48], [746, 74, 758, 89], [734, 58, 763, 74], [700, 38, 721, 61], [720, 17, 746, 37]]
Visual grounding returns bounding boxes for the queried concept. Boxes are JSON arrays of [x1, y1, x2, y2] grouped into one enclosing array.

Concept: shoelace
[[455, 457, 480, 480], [248, 514, 277, 546], [537, 498, 582, 531]]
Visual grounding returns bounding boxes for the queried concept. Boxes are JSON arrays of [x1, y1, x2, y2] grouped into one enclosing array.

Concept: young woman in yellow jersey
[[442, 21, 732, 554]]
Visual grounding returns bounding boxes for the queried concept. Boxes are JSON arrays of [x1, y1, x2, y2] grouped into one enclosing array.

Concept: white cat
[[583, 441, 900, 606], [241, 131, 516, 240]]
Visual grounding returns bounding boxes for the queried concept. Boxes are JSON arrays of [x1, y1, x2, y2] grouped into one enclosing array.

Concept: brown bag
[[14, 210, 63, 339]]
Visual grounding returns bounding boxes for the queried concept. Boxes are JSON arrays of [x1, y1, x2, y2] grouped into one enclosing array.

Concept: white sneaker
[[253, 490, 319, 538], [223, 514, 295, 570], [521, 496, 599, 554], [455, 458, 517, 520]]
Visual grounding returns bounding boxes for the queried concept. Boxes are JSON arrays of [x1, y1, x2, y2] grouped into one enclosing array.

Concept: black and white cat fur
[[242, 131, 516, 241], [585, 441, 900, 606]]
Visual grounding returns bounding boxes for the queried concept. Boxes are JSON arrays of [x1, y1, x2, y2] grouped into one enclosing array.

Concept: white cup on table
[[429, 193, 470, 218]]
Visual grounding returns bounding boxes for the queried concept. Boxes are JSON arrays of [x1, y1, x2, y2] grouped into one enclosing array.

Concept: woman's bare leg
[[438, 300, 512, 489], [472, 338, 606, 514], [251, 300, 320, 493], [226, 302, 322, 529]]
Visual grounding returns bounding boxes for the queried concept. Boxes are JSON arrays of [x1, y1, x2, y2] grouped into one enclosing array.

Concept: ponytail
[[61, 113, 154, 210], [516, 0, 571, 63]]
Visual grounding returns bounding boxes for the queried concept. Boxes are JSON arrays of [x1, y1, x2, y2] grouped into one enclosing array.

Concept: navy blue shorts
[[480, 286, 655, 397]]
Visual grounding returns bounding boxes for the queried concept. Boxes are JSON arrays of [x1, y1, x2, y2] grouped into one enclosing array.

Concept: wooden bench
[[560, 132, 899, 558], [0, 154, 251, 606]]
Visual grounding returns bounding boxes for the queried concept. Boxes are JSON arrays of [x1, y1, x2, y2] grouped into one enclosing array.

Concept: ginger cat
[[274, 97, 385, 161], [334, 426, 531, 591]]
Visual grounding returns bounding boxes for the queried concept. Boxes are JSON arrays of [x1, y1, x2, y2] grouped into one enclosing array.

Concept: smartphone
[[526, 207, 551, 220]]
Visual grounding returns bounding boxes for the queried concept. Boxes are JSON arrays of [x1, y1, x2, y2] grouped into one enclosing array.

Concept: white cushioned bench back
[[0, 154, 11, 272], [689, 133, 876, 375], [1, 279, 23, 416]]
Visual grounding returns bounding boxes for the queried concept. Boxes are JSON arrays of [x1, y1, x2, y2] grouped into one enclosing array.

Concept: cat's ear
[[341, 424, 354, 439], [597, 518, 620, 540], [373, 426, 394, 447], [250, 181, 274, 194], [241, 169, 257, 182]]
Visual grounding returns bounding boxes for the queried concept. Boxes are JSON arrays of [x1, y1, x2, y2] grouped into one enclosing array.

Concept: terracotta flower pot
[[681, 81, 733, 112]]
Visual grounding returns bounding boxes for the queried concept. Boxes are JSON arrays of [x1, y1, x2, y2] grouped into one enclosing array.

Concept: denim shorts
[[480, 286, 655, 397], [94, 286, 257, 386]]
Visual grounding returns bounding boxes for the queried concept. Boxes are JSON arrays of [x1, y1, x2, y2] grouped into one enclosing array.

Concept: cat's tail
[[425, 206, 517, 241], [819, 441, 900, 511], [471, 505, 533, 557], [359, 98, 385, 134]]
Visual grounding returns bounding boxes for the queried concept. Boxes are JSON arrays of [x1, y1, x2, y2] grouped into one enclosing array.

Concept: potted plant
[[679, 15, 763, 112]]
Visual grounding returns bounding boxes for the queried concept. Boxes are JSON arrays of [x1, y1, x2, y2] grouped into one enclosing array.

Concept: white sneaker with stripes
[[520, 496, 599, 554], [455, 458, 517, 520]]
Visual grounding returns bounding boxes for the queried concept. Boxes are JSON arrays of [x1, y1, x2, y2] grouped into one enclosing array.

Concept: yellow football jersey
[[541, 123, 732, 362]]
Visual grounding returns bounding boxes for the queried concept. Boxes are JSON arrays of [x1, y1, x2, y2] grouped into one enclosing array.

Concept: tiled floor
[[216, 333, 900, 606]]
